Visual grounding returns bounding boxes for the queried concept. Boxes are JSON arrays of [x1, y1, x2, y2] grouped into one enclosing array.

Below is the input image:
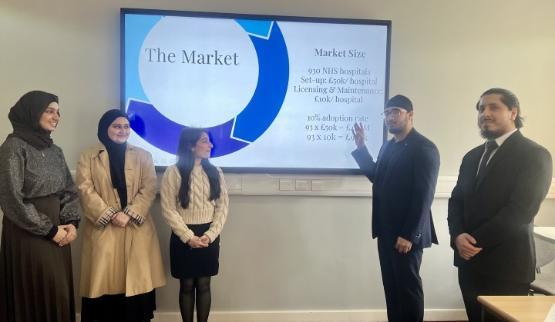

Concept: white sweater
[[160, 164, 229, 243]]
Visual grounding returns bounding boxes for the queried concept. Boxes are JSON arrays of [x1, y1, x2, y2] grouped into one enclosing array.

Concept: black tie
[[476, 140, 498, 179]]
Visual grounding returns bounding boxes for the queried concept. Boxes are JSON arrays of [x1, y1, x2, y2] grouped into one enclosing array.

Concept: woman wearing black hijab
[[76, 109, 165, 322], [0, 90, 81, 322]]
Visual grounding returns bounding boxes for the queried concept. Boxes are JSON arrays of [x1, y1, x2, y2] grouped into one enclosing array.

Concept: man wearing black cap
[[351, 94, 440, 322], [448, 88, 552, 322]]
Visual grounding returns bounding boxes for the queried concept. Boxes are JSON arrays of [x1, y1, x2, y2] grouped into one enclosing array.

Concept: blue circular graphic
[[125, 17, 289, 157]]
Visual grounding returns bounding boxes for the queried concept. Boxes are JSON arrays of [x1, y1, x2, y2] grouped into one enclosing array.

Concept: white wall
[[1, 0, 555, 320]]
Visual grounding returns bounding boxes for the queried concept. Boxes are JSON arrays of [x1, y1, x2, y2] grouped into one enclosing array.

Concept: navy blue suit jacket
[[352, 129, 440, 248], [448, 131, 552, 282]]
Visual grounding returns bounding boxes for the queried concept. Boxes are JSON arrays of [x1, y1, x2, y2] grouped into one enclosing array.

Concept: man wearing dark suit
[[448, 88, 553, 322], [352, 95, 440, 322]]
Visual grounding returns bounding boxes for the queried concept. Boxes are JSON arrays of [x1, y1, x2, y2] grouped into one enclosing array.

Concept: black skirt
[[0, 195, 75, 322], [81, 290, 156, 322], [170, 223, 220, 279]]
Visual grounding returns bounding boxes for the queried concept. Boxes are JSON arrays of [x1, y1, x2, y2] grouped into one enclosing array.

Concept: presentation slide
[[122, 10, 390, 172]]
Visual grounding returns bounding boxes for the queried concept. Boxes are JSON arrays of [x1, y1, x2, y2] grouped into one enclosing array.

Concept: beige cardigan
[[76, 143, 166, 297], [160, 164, 229, 244]]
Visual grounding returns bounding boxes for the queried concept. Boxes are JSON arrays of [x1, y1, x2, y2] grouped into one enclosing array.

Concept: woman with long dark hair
[[0, 90, 80, 322], [161, 128, 229, 322], [76, 109, 166, 322]]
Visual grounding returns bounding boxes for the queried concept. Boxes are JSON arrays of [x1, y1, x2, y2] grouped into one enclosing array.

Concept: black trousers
[[377, 237, 424, 322], [458, 266, 529, 322]]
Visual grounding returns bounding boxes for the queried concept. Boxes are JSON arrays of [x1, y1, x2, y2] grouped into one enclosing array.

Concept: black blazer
[[352, 129, 440, 248], [448, 131, 552, 283]]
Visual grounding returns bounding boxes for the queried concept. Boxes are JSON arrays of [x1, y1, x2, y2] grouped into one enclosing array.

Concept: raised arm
[[350, 122, 379, 182]]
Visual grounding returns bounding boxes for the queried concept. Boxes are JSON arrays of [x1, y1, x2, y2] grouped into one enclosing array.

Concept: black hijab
[[97, 109, 129, 209], [8, 90, 58, 149]]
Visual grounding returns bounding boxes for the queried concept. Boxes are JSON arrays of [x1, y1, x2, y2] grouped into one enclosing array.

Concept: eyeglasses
[[381, 108, 405, 118]]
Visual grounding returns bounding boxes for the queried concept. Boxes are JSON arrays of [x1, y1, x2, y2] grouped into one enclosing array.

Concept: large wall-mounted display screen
[[121, 8, 390, 173]]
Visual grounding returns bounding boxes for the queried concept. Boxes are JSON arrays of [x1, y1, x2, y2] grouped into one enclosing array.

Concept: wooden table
[[477, 295, 555, 321]]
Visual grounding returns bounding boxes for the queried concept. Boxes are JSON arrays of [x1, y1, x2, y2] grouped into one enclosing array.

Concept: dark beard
[[480, 128, 500, 140], [388, 127, 402, 134]]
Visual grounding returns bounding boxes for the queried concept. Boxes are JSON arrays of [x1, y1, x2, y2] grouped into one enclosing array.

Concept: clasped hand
[[455, 233, 482, 260], [187, 235, 211, 248], [52, 224, 78, 247], [111, 212, 131, 228]]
